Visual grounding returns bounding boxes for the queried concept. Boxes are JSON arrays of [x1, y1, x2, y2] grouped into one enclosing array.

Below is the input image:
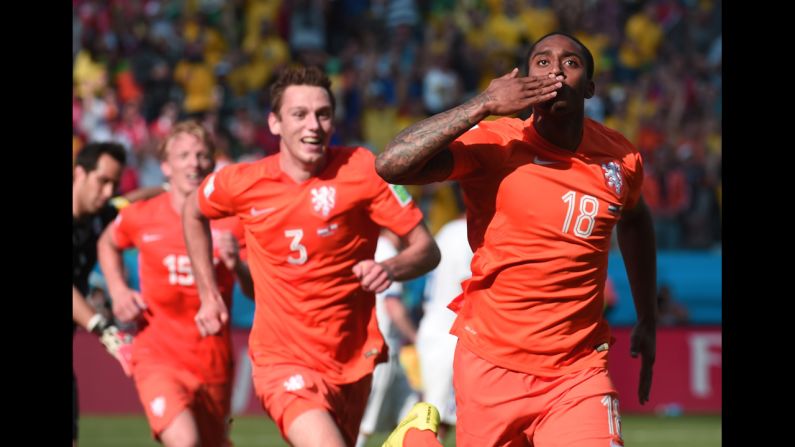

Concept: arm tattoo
[[376, 94, 491, 184]]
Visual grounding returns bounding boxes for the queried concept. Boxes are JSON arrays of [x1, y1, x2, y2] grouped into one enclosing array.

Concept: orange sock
[[403, 427, 442, 446]]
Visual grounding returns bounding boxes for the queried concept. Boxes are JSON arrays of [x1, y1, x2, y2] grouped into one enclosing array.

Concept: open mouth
[[301, 137, 323, 145], [186, 172, 204, 184]]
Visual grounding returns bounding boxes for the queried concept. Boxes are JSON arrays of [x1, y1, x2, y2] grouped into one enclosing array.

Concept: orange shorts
[[454, 343, 624, 447], [133, 363, 232, 446], [252, 362, 372, 445]]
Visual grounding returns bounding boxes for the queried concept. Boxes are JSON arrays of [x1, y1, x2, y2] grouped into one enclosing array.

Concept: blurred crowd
[[73, 0, 721, 250]]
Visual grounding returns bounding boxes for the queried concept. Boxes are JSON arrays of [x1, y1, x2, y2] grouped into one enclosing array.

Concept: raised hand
[[479, 68, 563, 117]]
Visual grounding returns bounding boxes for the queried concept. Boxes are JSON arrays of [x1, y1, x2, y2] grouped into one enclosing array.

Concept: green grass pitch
[[79, 413, 720, 446]]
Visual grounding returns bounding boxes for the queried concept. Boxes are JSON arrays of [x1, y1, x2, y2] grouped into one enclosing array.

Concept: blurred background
[[73, 0, 721, 445]]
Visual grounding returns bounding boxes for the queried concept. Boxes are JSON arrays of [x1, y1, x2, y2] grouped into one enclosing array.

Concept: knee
[[161, 430, 200, 447], [164, 438, 200, 447]]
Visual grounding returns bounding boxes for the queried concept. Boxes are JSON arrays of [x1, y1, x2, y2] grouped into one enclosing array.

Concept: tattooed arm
[[375, 69, 563, 185]]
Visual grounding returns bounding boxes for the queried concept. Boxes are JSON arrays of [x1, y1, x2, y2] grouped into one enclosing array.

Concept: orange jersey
[[111, 192, 245, 383], [447, 116, 644, 376], [197, 147, 423, 384]]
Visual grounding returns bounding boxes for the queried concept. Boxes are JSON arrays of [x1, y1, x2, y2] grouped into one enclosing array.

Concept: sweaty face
[[528, 35, 594, 114], [76, 153, 123, 215], [160, 133, 214, 197], [269, 85, 334, 167]]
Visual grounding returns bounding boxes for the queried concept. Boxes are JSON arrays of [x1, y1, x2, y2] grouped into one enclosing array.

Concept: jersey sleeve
[[447, 124, 500, 180], [110, 204, 138, 250], [622, 148, 645, 210], [362, 153, 424, 236], [448, 143, 483, 180], [197, 165, 240, 219]]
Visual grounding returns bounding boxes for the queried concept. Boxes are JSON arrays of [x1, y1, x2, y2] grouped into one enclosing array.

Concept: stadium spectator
[[182, 66, 440, 447], [616, 1, 663, 82], [642, 144, 690, 249], [97, 121, 252, 447], [72, 0, 720, 283], [376, 33, 657, 446], [173, 42, 217, 119]]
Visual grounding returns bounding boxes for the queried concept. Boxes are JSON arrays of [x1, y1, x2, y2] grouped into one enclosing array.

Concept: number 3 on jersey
[[284, 229, 308, 265], [561, 191, 599, 238]]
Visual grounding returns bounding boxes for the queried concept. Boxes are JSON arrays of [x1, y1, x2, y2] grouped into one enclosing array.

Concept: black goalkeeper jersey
[[73, 203, 118, 296]]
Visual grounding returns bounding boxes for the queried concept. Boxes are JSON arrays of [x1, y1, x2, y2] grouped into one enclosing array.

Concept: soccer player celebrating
[[98, 121, 252, 447], [183, 66, 440, 447], [377, 33, 657, 447]]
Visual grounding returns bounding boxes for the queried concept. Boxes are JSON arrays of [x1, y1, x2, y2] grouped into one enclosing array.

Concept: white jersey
[[421, 218, 472, 332], [374, 236, 403, 358], [417, 217, 471, 425], [359, 236, 418, 439]]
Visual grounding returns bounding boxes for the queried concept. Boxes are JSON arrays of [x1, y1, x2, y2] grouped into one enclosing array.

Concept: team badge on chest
[[601, 161, 623, 196], [311, 185, 336, 217]]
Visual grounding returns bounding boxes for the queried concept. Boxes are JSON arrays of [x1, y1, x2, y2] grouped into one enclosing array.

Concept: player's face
[[269, 85, 334, 167], [75, 153, 123, 215], [528, 35, 594, 114], [161, 132, 214, 197]]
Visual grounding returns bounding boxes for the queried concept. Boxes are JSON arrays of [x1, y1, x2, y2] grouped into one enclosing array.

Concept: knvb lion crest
[[311, 186, 336, 217], [601, 161, 623, 195]]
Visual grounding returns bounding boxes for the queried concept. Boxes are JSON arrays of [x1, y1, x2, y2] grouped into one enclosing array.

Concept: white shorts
[[359, 355, 419, 433], [417, 324, 458, 425]]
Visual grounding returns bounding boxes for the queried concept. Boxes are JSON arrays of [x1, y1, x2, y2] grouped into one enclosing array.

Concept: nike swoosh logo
[[142, 233, 162, 243], [250, 207, 276, 217], [534, 156, 558, 166]]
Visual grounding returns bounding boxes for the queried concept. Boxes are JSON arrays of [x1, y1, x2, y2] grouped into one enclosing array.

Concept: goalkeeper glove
[[87, 314, 134, 377]]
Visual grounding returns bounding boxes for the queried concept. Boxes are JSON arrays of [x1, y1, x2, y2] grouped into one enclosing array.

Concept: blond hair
[[158, 120, 216, 161]]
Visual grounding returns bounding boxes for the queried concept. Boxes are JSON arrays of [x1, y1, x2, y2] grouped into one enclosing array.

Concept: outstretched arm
[[375, 69, 563, 185], [183, 189, 227, 336], [617, 197, 657, 405]]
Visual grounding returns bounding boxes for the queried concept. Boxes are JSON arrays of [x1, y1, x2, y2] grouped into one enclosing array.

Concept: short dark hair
[[270, 65, 335, 115], [524, 32, 595, 80], [75, 142, 126, 172]]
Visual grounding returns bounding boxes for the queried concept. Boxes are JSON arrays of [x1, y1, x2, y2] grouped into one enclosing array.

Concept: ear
[[268, 112, 282, 136], [74, 165, 87, 183], [585, 79, 595, 99], [160, 160, 172, 179]]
